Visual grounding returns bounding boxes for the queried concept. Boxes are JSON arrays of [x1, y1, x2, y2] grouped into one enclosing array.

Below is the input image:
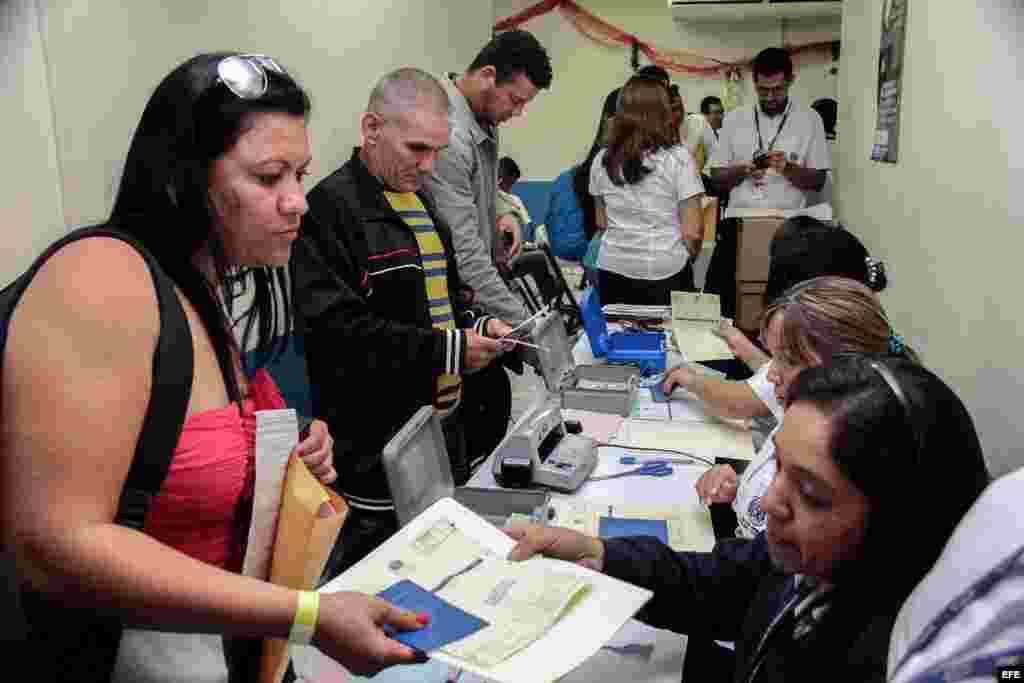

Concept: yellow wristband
[[289, 591, 320, 645]]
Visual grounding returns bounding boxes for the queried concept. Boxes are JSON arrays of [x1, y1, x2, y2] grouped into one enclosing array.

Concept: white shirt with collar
[[709, 98, 831, 210], [701, 120, 721, 171], [589, 145, 705, 281]]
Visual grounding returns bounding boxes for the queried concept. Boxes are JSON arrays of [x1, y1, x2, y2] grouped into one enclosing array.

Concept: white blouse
[[589, 145, 704, 281]]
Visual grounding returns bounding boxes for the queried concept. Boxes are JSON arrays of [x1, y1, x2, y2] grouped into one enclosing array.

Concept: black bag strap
[[0, 226, 193, 529]]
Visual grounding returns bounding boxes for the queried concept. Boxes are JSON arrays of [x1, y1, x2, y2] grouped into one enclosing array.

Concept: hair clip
[[889, 332, 906, 356], [865, 257, 886, 290]]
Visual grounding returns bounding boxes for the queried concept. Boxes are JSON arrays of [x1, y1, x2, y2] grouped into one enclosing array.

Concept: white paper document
[[613, 418, 754, 462], [671, 320, 734, 362], [549, 499, 715, 553], [321, 497, 653, 683], [242, 409, 298, 580]]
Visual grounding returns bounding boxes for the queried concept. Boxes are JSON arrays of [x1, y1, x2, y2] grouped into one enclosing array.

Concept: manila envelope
[[259, 454, 348, 683]]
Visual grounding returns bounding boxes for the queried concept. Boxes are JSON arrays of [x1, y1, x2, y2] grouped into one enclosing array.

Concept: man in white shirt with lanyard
[[704, 47, 831, 318], [709, 47, 830, 209]]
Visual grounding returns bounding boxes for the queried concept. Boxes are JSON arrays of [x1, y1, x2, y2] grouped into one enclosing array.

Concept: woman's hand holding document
[[251, 410, 363, 682], [670, 291, 734, 362], [317, 497, 652, 683]]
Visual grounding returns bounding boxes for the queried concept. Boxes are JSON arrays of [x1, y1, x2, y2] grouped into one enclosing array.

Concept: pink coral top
[[143, 369, 286, 571]]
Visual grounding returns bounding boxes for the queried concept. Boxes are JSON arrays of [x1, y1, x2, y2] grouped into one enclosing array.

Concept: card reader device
[[530, 302, 641, 416], [382, 406, 551, 528], [491, 395, 597, 492]]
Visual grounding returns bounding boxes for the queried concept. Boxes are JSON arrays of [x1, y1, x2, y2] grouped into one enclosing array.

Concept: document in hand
[[670, 291, 734, 362], [259, 453, 348, 683], [319, 497, 653, 683]]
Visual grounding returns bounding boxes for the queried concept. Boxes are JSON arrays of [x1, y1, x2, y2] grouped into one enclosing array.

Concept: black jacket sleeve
[[601, 534, 776, 642], [291, 190, 459, 380]]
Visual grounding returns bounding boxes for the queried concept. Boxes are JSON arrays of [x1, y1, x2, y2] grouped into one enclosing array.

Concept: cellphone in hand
[[752, 151, 772, 169]]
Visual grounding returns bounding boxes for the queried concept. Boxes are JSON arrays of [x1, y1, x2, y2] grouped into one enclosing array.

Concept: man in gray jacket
[[424, 29, 553, 324]]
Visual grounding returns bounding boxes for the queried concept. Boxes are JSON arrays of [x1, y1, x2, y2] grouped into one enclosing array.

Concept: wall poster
[[872, 0, 908, 163]]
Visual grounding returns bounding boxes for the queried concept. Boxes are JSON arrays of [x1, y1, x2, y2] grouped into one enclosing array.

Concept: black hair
[[110, 52, 311, 400], [573, 88, 620, 241], [498, 156, 521, 182], [636, 64, 670, 84], [752, 47, 794, 82], [812, 98, 838, 139], [788, 355, 989, 605], [469, 30, 552, 90], [764, 217, 886, 304], [700, 96, 723, 114]]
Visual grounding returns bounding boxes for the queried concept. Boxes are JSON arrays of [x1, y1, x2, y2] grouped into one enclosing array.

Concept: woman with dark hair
[[509, 354, 989, 683], [574, 87, 621, 245], [544, 88, 619, 268], [589, 75, 706, 305], [1, 53, 426, 680]]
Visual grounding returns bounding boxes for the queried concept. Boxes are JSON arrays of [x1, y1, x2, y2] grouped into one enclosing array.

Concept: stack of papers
[[317, 497, 652, 683], [601, 303, 671, 320]]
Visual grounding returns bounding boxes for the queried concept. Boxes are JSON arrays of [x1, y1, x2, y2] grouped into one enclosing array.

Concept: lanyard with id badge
[[750, 102, 792, 200]]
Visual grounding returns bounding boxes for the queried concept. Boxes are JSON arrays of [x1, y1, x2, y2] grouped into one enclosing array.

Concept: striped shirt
[[384, 191, 462, 416]]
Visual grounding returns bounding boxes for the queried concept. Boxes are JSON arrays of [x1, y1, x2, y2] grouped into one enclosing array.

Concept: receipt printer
[[531, 304, 641, 416], [491, 396, 597, 492], [382, 406, 551, 528]]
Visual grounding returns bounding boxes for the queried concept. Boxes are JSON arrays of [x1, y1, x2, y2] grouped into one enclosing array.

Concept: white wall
[[836, 0, 1024, 476], [2, 0, 494, 286], [493, 0, 840, 181]]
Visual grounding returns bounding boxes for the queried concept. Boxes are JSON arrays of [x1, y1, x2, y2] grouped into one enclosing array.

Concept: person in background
[[699, 95, 725, 173], [636, 63, 671, 85], [669, 84, 685, 139], [544, 87, 619, 294], [589, 75, 705, 305], [2, 52, 425, 681], [808, 98, 838, 206], [290, 69, 510, 579], [496, 155, 530, 260], [811, 98, 838, 141], [509, 354, 990, 683], [705, 47, 832, 317], [424, 29, 553, 326]]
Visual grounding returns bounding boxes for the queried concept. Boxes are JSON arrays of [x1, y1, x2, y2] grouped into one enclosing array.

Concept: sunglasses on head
[[216, 54, 288, 100]]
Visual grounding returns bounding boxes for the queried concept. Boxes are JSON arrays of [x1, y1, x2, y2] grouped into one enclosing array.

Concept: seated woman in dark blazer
[[509, 355, 990, 683]]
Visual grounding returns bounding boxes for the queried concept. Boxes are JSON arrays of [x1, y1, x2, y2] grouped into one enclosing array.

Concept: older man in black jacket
[[291, 68, 513, 578]]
